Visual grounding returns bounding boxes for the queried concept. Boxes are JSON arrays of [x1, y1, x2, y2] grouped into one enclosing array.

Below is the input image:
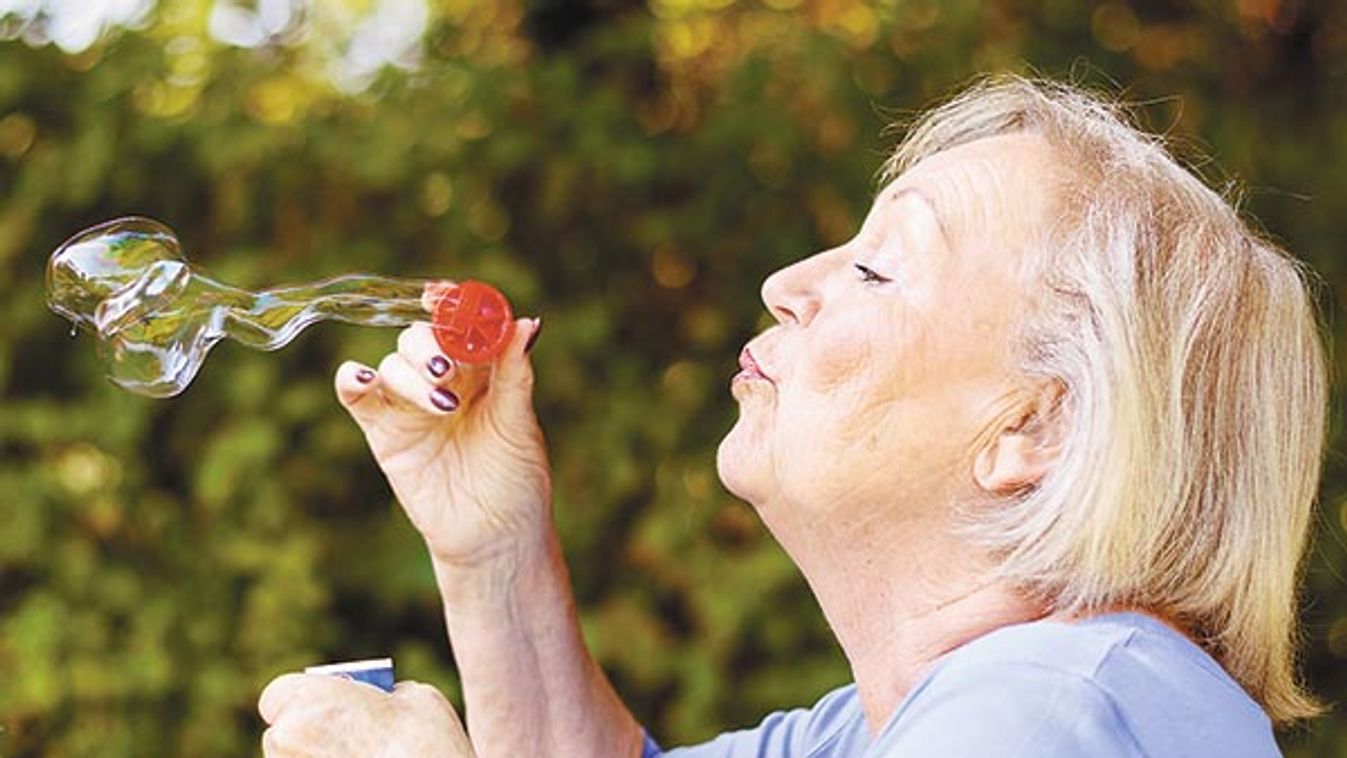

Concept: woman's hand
[[332, 289, 646, 758], [259, 674, 473, 758], [336, 283, 548, 566]]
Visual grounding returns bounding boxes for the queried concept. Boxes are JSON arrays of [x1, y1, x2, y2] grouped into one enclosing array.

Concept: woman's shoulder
[[876, 611, 1279, 757], [947, 611, 1154, 678], [950, 611, 1261, 710]]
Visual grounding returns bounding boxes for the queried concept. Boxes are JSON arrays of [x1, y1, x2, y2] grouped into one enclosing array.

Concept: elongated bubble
[[47, 217, 432, 397]]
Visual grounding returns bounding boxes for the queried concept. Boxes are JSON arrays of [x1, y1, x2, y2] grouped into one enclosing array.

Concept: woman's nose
[[760, 254, 824, 327]]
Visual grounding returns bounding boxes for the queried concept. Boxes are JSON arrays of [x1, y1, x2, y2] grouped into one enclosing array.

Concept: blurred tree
[[0, 1, 1343, 756]]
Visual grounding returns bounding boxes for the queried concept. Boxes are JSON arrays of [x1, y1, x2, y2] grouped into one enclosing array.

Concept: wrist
[[428, 518, 561, 607], [422, 492, 555, 567]]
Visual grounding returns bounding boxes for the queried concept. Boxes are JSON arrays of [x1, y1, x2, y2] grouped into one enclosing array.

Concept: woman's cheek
[[802, 324, 875, 396], [789, 327, 898, 452]]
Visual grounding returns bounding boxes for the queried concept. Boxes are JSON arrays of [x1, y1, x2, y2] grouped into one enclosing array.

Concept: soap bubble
[[47, 216, 430, 397]]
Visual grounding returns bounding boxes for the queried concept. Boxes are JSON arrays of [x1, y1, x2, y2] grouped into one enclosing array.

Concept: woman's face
[[717, 133, 1059, 544]]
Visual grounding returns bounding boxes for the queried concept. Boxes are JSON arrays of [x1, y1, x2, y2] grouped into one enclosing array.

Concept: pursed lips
[[736, 346, 773, 384]]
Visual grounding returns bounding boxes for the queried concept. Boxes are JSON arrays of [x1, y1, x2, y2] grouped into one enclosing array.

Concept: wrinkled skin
[[333, 281, 550, 567], [258, 674, 473, 758]]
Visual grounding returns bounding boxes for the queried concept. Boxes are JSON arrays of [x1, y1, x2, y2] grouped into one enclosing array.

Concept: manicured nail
[[524, 318, 543, 354], [428, 355, 450, 377], [356, 368, 376, 384], [430, 387, 459, 412]]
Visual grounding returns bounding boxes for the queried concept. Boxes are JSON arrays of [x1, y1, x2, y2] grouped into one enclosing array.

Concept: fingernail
[[356, 368, 376, 384], [524, 318, 543, 354], [428, 355, 450, 377], [430, 387, 459, 412]]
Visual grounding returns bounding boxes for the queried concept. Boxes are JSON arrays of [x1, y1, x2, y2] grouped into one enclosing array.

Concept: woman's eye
[[853, 263, 891, 284]]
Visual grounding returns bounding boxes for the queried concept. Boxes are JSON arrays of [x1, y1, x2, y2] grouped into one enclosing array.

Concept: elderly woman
[[257, 76, 1326, 757]]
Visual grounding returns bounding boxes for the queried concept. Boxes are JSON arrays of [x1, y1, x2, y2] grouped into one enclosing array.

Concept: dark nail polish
[[524, 318, 543, 354], [428, 355, 450, 377], [430, 388, 459, 412], [356, 368, 376, 384]]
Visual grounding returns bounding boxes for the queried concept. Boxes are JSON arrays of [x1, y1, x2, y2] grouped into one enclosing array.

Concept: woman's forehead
[[874, 133, 1059, 247]]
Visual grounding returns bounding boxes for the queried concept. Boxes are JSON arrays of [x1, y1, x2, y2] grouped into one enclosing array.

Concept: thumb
[[488, 317, 541, 413], [392, 681, 473, 751]]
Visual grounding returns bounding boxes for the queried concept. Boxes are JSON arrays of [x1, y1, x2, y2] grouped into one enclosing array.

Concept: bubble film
[[47, 217, 431, 397]]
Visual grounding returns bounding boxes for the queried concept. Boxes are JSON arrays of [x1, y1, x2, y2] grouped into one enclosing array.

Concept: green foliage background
[[1, 1, 1344, 755]]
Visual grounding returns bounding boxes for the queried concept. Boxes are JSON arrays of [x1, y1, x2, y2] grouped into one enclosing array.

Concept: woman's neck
[[789, 519, 1047, 734]]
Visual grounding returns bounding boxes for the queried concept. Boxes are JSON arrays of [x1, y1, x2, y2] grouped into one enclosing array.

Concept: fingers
[[378, 351, 460, 415], [397, 322, 457, 389], [393, 680, 450, 708], [334, 315, 542, 428], [335, 360, 386, 429], [259, 673, 385, 725], [259, 673, 306, 725], [333, 343, 460, 443], [259, 674, 399, 758], [262, 714, 328, 757]]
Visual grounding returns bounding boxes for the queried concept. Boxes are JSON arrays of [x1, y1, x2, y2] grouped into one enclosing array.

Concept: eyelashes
[[853, 262, 892, 285]]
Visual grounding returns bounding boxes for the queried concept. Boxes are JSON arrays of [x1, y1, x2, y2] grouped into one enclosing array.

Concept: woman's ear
[[973, 379, 1067, 497]]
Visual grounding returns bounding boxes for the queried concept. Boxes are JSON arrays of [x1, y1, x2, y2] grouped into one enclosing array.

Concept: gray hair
[[883, 75, 1326, 725]]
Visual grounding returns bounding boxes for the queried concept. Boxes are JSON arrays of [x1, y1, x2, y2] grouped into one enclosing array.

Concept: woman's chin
[[716, 422, 766, 504]]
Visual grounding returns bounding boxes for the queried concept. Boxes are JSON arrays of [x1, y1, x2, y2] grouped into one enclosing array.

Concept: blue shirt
[[643, 612, 1280, 757]]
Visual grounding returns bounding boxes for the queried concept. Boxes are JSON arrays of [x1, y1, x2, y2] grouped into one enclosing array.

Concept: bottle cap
[[305, 657, 395, 693]]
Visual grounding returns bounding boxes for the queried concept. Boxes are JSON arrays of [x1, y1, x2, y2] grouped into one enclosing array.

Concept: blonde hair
[[882, 76, 1327, 725]]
